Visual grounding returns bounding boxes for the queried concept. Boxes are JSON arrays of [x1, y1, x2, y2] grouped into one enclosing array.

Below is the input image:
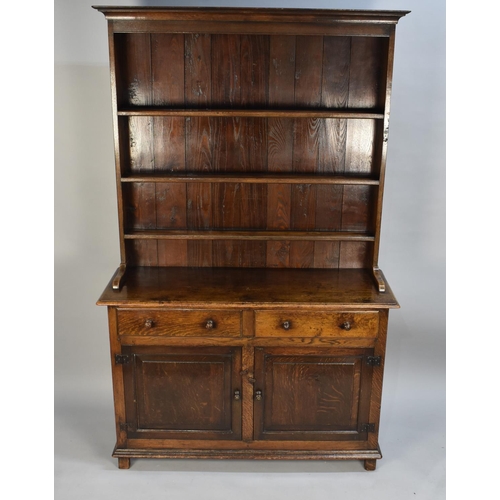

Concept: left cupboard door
[[120, 346, 242, 440]]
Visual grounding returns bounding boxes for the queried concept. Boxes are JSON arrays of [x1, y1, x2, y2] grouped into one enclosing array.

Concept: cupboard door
[[254, 347, 374, 441], [122, 346, 242, 440]]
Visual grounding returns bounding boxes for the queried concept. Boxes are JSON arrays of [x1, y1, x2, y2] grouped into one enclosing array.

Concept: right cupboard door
[[253, 347, 375, 441]]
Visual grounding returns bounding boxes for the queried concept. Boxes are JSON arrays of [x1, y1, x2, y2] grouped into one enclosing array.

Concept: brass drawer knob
[[340, 321, 352, 331], [205, 319, 215, 329], [144, 319, 154, 328], [282, 320, 291, 330], [255, 390, 262, 401], [234, 389, 241, 400]]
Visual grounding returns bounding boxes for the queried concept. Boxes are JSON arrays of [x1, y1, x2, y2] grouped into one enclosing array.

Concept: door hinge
[[119, 423, 131, 432], [360, 423, 376, 433], [115, 354, 131, 365], [366, 356, 381, 366]]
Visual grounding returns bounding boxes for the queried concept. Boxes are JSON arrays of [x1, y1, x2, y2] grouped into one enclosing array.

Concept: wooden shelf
[[121, 173, 380, 185], [117, 108, 384, 119], [124, 230, 375, 241], [97, 266, 399, 309]]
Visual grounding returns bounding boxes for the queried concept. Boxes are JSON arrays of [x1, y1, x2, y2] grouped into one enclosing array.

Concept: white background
[[53, 1, 446, 498], [5, 0, 490, 498]]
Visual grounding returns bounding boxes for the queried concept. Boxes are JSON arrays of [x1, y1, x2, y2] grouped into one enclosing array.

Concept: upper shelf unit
[[96, 7, 408, 276]]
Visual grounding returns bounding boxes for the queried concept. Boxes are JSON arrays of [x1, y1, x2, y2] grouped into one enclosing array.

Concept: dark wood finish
[[121, 173, 380, 185], [118, 337, 377, 349], [97, 267, 399, 309], [253, 347, 374, 441], [122, 346, 242, 440], [113, 447, 382, 461], [364, 459, 377, 471], [118, 109, 384, 119], [118, 457, 130, 469], [124, 229, 374, 241], [95, 6, 408, 470], [107, 308, 128, 451]]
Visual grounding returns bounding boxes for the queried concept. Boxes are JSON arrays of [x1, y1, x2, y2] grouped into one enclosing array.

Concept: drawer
[[254, 311, 379, 338], [117, 309, 241, 337]]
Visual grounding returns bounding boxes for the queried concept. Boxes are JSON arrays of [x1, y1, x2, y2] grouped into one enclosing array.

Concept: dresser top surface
[[97, 267, 398, 309]]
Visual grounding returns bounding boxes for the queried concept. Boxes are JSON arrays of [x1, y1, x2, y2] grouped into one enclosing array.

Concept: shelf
[[97, 267, 399, 309], [121, 173, 380, 185], [124, 230, 375, 242], [117, 108, 384, 119]]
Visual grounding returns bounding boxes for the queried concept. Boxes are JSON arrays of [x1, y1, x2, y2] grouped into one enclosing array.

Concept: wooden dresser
[[94, 6, 409, 470]]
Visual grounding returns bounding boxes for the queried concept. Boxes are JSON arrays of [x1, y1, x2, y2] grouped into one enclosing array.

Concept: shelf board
[[97, 267, 399, 309], [124, 230, 375, 242], [121, 173, 380, 185], [117, 108, 384, 119]]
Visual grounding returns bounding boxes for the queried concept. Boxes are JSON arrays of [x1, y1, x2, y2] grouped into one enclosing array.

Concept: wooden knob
[[340, 321, 352, 331], [282, 320, 291, 330], [144, 319, 154, 328], [205, 319, 215, 329]]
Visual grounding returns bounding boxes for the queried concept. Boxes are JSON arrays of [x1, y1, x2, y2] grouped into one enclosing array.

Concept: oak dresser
[[94, 6, 409, 470]]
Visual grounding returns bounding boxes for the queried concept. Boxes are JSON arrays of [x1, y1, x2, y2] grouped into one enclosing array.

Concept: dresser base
[[113, 446, 382, 470]]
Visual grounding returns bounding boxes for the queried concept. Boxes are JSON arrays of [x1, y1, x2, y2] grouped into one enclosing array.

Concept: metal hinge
[[366, 356, 382, 366], [360, 423, 376, 433], [115, 354, 131, 365], [119, 423, 131, 432]]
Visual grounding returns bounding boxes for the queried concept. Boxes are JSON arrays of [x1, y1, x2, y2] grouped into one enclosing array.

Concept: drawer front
[[255, 311, 379, 338], [117, 309, 241, 337]]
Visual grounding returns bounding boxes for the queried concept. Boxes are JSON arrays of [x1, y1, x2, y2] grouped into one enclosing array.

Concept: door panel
[[254, 347, 373, 441], [123, 346, 242, 440]]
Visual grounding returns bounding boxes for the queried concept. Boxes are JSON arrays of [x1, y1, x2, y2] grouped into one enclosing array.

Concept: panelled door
[[253, 347, 375, 441], [122, 346, 242, 440]]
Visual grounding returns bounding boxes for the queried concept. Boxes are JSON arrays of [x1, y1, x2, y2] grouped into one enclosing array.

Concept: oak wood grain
[[254, 311, 379, 338], [185, 33, 213, 266], [117, 309, 241, 337], [98, 267, 399, 309]]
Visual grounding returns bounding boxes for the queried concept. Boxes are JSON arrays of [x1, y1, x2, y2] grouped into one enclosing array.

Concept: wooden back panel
[[95, 8, 409, 271]]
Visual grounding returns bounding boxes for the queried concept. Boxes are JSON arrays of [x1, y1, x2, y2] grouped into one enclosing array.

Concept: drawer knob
[[340, 321, 352, 331], [205, 319, 215, 329], [144, 319, 154, 328], [255, 390, 262, 401], [234, 389, 241, 400], [282, 320, 291, 330]]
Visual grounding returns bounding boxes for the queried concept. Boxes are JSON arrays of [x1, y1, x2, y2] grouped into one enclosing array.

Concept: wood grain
[[98, 267, 399, 309], [96, 7, 407, 470], [254, 311, 379, 338], [254, 347, 372, 441], [117, 309, 241, 337], [107, 307, 128, 448], [185, 33, 213, 266], [122, 346, 242, 440], [266, 35, 295, 266], [314, 36, 351, 267], [241, 346, 255, 442], [290, 35, 323, 268]]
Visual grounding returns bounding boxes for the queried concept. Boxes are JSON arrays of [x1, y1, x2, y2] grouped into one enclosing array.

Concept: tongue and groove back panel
[[114, 33, 388, 268]]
